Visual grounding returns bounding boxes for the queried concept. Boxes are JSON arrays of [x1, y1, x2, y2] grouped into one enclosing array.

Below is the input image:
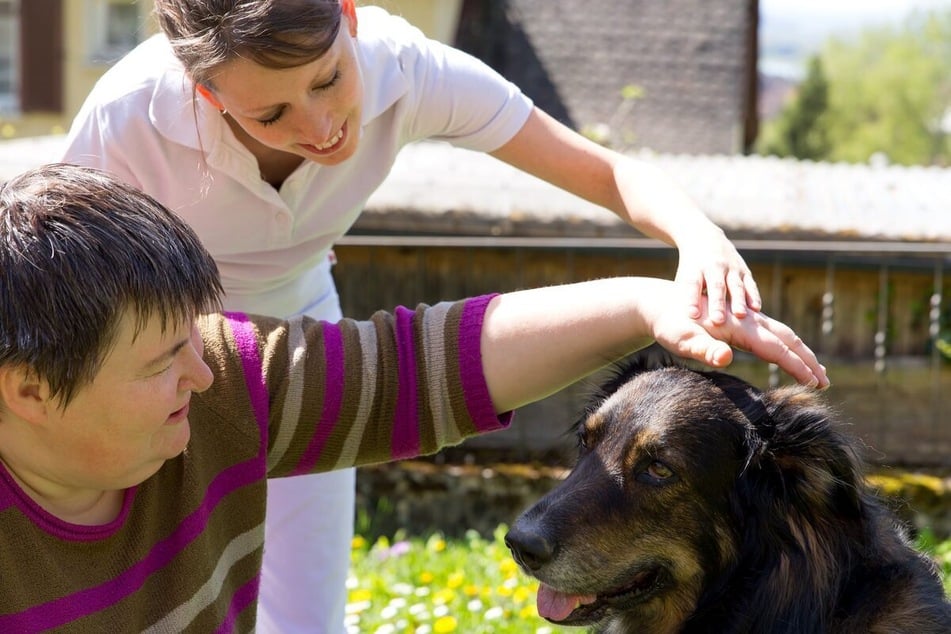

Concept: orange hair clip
[[342, 0, 357, 36], [196, 84, 225, 111]]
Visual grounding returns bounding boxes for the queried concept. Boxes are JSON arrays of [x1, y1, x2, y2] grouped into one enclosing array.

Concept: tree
[[759, 56, 831, 160], [758, 9, 951, 166]]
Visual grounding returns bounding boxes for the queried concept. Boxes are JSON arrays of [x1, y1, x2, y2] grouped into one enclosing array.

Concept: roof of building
[[1, 135, 949, 243], [361, 142, 951, 244]]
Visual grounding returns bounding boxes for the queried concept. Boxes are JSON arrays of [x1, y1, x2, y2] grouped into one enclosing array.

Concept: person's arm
[[209, 277, 826, 476], [479, 277, 823, 413], [490, 108, 761, 324]]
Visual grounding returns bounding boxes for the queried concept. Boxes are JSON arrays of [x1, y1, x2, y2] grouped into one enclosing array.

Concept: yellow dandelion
[[351, 535, 367, 550], [419, 571, 435, 584], [499, 558, 518, 576], [513, 586, 532, 603], [433, 588, 456, 605], [428, 537, 447, 553], [446, 571, 464, 589], [519, 604, 538, 619], [433, 615, 458, 633], [349, 588, 373, 603], [496, 584, 513, 597], [463, 584, 480, 597]]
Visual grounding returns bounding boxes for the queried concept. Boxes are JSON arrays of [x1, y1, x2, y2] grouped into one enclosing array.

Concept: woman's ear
[[196, 84, 225, 112], [0, 366, 50, 425], [342, 0, 357, 36]]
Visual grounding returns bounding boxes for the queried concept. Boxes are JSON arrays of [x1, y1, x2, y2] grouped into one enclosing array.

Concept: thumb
[[677, 330, 734, 368]]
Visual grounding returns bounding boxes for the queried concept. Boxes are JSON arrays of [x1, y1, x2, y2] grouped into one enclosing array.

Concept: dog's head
[[506, 353, 863, 632]]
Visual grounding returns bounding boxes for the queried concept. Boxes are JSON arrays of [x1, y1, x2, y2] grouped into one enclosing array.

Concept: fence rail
[[333, 235, 951, 466]]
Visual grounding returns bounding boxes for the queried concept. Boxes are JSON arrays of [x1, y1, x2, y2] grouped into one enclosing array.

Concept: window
[[0, 0, 17, 113], [87, 0, 146, 63]]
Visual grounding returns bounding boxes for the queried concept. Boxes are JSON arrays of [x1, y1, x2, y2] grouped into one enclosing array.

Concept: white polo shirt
[[63, 6, 533, 318]]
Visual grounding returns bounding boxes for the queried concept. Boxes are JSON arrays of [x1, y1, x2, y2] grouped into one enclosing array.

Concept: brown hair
[[154, 0, 346, 86], [0, 164, 222, 405]]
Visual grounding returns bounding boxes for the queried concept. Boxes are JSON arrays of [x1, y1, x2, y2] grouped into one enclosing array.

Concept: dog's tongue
[[536, 583, 597, 621]]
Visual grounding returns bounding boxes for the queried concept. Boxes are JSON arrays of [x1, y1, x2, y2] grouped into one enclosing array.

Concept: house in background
[[3, 0, 756, 152], [453, 0, 759, 154], [0, 0, 461, 138], [0, 0, 154, 137]]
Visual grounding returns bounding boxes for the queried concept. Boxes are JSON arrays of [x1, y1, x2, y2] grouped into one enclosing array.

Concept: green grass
[[347, 527, 951, 633], [346, 526, 572, 633]]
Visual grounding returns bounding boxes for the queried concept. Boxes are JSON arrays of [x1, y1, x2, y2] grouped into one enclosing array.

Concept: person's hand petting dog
[[645, 278, 828, 389], [480, 277, 827, 415]]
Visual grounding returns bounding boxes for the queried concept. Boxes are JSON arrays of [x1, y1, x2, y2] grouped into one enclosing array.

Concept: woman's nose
[[296, 105, 336, 144]]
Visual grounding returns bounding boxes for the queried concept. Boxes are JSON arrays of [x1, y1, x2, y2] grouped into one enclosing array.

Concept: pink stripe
[[214, 573, 260, 634], [0, 458, 265, 630], [224, 312, 270, 452], [0, 461, 136, 541], [294, 322, 344, 474], [459, 296, 513, 433], [390, 306, 420, 460]]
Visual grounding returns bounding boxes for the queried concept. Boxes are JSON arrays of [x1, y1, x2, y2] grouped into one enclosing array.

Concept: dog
[[506, 352, 951, 633]]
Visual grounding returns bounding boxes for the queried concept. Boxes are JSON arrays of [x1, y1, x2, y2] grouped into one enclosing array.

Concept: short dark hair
[[0, 163, 222, 405]]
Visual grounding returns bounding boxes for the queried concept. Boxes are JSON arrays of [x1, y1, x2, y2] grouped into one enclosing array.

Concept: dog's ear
[[765, 387, 864, 507], [729, 387, 869, 624], [745, 387, 865, 518]]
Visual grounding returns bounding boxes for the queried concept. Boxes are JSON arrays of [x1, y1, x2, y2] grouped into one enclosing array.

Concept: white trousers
[[233, 258, 352, 634], [257, 470, 355, 634]]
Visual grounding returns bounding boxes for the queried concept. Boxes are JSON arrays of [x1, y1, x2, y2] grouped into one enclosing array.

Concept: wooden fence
[[332, 236, 951, 467]]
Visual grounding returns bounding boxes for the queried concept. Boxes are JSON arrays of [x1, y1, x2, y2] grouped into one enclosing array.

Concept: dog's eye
[[645, 461, 674, 481]]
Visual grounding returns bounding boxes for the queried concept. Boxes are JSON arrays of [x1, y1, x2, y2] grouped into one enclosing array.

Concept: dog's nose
[[505, 526, 555, 572]]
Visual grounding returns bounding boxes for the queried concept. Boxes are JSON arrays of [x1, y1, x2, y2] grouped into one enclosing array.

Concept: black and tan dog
[[506, 354, 951, 633]]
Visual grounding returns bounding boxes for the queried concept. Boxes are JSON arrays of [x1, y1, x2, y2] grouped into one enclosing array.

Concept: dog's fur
[[506, 353, 951, 633]]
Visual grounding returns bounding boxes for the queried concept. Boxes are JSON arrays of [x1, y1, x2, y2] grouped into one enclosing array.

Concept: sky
[[765, 0, 951, 19]]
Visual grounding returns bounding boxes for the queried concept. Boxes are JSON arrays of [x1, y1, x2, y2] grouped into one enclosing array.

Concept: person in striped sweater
[[0, 164, 827, 632]]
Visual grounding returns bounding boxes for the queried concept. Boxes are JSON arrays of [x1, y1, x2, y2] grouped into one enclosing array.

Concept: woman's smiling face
[[39, 312, 214, 493], [209, 15, 364, 167]]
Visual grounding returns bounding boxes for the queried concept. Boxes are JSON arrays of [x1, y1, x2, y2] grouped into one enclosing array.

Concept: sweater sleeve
[[198, 295, 512, 478]]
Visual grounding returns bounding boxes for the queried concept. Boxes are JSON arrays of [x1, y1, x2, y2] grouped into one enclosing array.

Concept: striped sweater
[[0, 296, 510, 632]]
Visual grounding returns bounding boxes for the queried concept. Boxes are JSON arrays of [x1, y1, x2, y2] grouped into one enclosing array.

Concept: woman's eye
[[258, 108, 284, 127], [315, 70, 341, 91]]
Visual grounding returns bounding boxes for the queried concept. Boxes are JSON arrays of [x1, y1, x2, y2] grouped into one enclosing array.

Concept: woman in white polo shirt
[[62, 1, 764, 631]]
